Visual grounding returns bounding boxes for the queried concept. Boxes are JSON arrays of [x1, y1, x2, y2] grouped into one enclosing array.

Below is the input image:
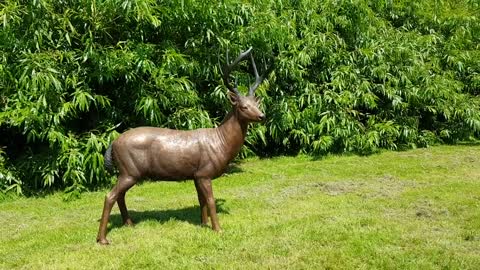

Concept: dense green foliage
[[1, 0, 479, 195]]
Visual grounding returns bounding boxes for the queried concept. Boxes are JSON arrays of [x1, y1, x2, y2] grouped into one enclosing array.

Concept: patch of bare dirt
[[296, 175, 422, 198], [413, 199, 450, 219]]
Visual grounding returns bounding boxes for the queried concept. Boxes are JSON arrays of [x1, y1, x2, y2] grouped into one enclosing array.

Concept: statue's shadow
[[108, 199, 229, 231]]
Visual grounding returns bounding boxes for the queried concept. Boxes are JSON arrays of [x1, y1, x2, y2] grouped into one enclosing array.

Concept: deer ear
[[227, 92, 239, 105]]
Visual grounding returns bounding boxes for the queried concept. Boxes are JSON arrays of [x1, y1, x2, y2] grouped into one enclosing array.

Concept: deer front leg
[[117, 191, 134, 226], [194, 180, 209, 226], [195, 178, 221, 232]]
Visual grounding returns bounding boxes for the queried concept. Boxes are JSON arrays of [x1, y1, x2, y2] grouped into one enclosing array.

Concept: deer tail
[[104, 143, 114, 171]]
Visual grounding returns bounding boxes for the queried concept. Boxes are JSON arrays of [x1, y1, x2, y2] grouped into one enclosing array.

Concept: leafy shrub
[[0, 0, 479, 195], [0, 148, 22, 198]]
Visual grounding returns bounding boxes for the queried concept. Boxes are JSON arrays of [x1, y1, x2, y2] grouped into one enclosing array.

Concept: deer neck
[[216, 110, 249, 158]]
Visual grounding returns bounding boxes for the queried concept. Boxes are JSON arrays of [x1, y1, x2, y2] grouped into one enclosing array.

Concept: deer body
[[108, 111, 248, 181], [97, 48, 269, 245]]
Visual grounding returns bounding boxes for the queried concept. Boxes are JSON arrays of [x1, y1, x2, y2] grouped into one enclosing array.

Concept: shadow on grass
[[309, 141, 480, 161], [107, 198, 229, 231], [456, 141, 480, 146], [225, 163, 244, 174]]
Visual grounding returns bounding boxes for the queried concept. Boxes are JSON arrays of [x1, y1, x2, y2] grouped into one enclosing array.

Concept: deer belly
[[147, 158, 197, 180], [146, 143, 199, 180]]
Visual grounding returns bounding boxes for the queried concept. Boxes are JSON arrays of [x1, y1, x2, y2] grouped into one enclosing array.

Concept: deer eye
[[240, 105, 248, 111]]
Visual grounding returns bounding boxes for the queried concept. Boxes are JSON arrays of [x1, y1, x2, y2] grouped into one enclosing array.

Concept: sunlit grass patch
[[1, 145, 480, 269]]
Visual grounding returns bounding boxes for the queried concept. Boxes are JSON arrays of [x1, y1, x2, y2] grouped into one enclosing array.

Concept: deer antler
[[222, 47, 253, 94], [249, 53, 274, 96], [248, 53, 262, 96]]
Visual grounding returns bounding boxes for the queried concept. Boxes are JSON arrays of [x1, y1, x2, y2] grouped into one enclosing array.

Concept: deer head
[[222, 47, 269, 123]]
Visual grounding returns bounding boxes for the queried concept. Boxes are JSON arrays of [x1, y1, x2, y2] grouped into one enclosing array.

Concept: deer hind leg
[[194, 180, 209, 226], [195, 178, 222, 232], [97, 175, 136, 245], [117, 189, 134, 226]]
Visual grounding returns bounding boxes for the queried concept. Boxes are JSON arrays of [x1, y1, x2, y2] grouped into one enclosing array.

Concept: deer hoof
[[212, 227, 223, 233], [124, 219, 134, 227], [97, 238, 110, 245]]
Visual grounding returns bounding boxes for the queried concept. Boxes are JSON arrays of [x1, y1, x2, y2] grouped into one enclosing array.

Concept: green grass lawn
[[1, 145, 480, 269]]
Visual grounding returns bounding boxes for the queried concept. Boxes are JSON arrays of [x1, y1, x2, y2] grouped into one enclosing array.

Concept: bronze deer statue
[[97, 47, 270, 245]]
